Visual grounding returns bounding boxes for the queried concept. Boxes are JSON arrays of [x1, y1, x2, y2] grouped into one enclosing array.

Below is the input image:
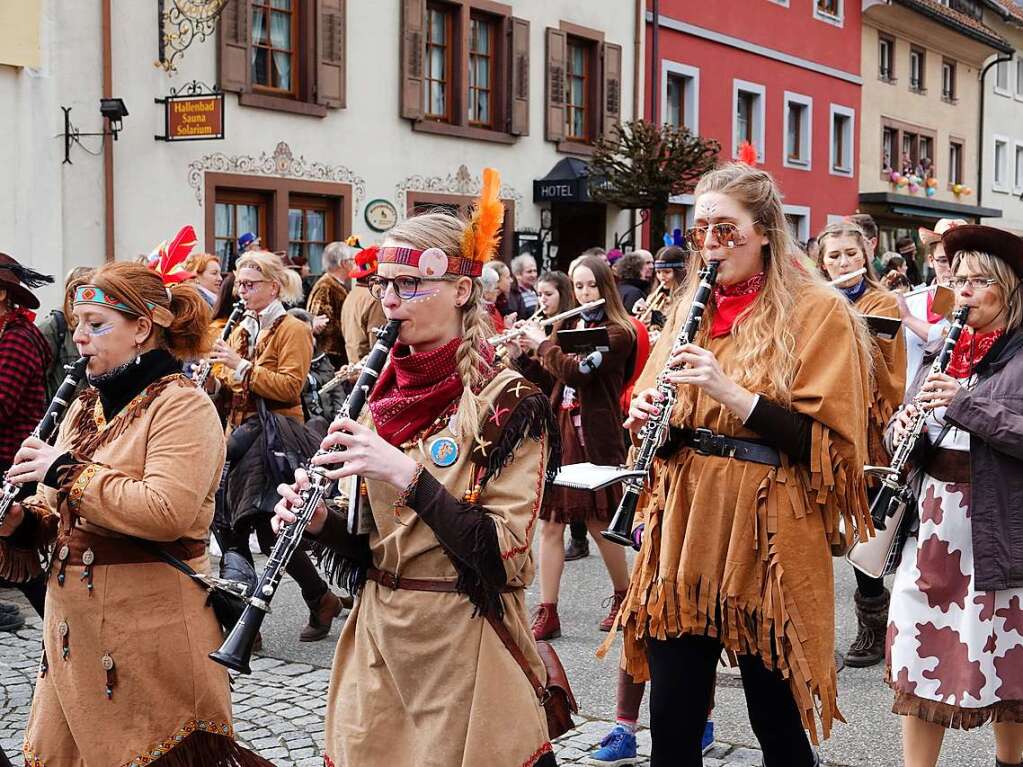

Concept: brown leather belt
[[925, 448, 971, 484], [55, 529, 206, 568], [367, 568, 518, 593]]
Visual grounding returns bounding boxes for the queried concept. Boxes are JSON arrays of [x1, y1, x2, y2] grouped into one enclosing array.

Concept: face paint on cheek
[[89, 323, 116, 337], [405, 288, 441, 303]]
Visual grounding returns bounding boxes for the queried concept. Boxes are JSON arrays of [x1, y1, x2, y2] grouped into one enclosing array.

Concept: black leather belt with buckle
[[657, 426, 781, 467]]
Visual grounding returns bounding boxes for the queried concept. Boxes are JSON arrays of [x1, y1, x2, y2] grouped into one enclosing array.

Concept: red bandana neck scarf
[[925, 290, 944, 324], [368, 336, 496, 446], [945, 326, 1006, 379], [710, 272, 765, 338]]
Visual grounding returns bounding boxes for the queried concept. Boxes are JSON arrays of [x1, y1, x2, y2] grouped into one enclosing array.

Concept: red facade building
[[647, 0, 862, 244]]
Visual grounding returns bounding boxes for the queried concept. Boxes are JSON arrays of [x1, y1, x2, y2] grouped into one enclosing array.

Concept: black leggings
[[0, 574, 47, 617], [647, 634, 814, 767]]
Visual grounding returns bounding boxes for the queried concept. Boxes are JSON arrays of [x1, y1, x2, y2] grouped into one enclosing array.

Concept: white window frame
[[732, 79, 767, 161], [661, 60, 700, 135], [879, 35, 895, 81], [994, 59, 1011, 97], [1014, 141, 1023, 195], [768, 0, 790, 6], [783, 92, 813, 170], [813, 0, 844, 27], [668, 193, 696, 229], [993, 135, 1010, 192], [909, 47, 925, 92], [1016, 57, 1023, 101], [949, 139, 964, 187], [829, 103, 855, 177], [783, 204, 811, 242]]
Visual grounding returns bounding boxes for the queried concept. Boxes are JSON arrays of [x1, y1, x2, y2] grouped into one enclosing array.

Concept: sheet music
[[553, 462, 648, 491]]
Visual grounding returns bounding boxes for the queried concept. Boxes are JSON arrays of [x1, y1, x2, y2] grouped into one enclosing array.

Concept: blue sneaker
[[701, 719, 715, 754], [588, 724, 637, 766]]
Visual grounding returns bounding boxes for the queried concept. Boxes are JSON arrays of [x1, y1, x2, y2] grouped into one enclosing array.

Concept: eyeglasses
[[236, 279, 269, 291], [951, 276, 998, 291], [684, 222, 754, 251], [368, 274, 450, 301]]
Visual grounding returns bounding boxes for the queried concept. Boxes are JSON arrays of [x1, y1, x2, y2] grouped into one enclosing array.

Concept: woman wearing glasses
[[210, 251, 348, 643], [619, 163, 872, 766], [815, 220, 907, 669], [885, 226, 1023, 767], [273, 172, 561, 767]]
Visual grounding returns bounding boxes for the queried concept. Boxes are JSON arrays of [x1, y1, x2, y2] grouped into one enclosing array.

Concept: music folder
[[553, 462, 648, 491], [863, 314, 902, 340]]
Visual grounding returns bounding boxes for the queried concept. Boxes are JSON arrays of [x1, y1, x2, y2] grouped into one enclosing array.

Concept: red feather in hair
[[738, 141, 758, 166], [461, 168, 503, 266], [152, 225, 198, 284]]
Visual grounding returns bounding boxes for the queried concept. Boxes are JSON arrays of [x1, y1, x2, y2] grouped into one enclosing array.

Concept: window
[[288, 196, 334, 274], [949, 139, 963, 186], [1017, 58, 1023, 99], [909, 46, 925, 92], [663, 62, 700, 133], [733, 80, 765, 159], [830, 104, 854, 176], [784, 206, 810, 242], [565, 39, 590, 141], [219, 0, 346, 116], [996, 59, 1010, 94], [879, 35, 895, 82], [1015, 143, 1023, 194], [544, 24, 621, 152], [665, 204, 688, 240], [467, 16, 494, 127], [215, 191, 268, 268], [881, 118, 937, 180], [815, 0, 843, 24], [424, 4, 452, 121], [941, 59, 956, 102], [994, 137, 1009, 190], [407, 190, 515, 260], [783, 92, 812, 169]]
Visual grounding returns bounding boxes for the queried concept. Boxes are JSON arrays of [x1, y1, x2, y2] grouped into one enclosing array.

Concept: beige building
[[0, 0, 643, 312], [859, 0, 1010, 249]]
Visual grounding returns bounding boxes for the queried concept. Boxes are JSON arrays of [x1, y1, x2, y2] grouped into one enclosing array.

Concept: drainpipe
[[650, 0, 659, 126], [977, 54, 1013, 214], [102, 0, 115, 260]]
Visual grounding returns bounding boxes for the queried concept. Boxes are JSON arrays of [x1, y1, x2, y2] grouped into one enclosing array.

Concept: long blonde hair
[[687, 163, 871, 404], [953, 250, 1023, 332], [815, 222, 883, 290], [384, 213, 491, 440], [236, 251, 303, 304]]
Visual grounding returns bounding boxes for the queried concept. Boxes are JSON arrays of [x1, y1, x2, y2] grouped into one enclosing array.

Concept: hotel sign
[[156, 89, 225, 142]]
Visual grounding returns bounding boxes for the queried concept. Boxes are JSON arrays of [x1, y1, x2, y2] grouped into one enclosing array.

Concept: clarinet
[[865, 305, 970, 530], [0, 356, 89, 527], [210, 319, 402, 674], [193, 300, 246, 389], [602, 261, 720, 547]]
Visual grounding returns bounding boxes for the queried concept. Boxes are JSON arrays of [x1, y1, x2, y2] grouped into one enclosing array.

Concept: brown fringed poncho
[[603, 284, 872, 744], [855, 286, 907, 470]]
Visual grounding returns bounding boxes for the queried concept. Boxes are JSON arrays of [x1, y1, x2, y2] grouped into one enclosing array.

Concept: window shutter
[[400, 0, 426, 120], [602, 42, 622, 136], [218, 0, 250, 93], [545, 28, 566, 143], [507, 17, 530, 136], [316, 0, 346, 108]]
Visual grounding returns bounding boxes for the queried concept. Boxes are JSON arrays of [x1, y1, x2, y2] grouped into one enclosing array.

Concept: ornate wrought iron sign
[[157, 0, 230, 72]]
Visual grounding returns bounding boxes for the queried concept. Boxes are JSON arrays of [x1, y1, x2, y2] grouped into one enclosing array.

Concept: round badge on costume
[[429, 436, 459, 467], [419, 247, 449, 278]]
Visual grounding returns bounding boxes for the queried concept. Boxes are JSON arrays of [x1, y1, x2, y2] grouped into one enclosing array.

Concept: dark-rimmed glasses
[[236, 279, 270, 291], [368, 274, 451, 301]]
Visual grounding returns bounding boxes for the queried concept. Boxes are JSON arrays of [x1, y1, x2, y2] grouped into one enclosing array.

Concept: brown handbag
[[486, 614, 579, 739]]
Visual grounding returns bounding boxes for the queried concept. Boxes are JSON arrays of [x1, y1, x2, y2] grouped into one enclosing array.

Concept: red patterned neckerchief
[[710, 272, 765, 338], [0, 306, 36, 336], [945, 326, 1006, 379], [369, 337, 497, 446]]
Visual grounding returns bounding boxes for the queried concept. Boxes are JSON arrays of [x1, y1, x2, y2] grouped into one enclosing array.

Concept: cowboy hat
[[918, 218, 967, 246], [942, 224, 1023, 279], [0, 253, 54, 310]]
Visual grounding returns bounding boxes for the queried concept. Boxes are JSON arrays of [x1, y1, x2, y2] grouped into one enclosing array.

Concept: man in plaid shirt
[[0, 253, 53, 639]]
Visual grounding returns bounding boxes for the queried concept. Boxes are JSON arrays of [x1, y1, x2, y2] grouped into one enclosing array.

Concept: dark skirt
[[541, 407, 622, 524]]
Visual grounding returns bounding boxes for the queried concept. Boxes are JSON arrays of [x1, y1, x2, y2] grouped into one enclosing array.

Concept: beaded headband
[[74, 285, 174, 327], [377, 246, 481, 277]]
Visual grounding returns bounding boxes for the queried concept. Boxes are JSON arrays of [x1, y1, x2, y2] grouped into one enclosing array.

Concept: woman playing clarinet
[[273, 170, 560, 767], [620, 163, 873, 766], [0, 262, 270, 767]]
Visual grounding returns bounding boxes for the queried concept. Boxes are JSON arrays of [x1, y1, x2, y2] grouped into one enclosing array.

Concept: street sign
[[155, 82, 225, 142]]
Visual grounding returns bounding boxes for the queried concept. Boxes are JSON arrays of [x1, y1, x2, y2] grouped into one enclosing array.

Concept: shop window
[[289, 195, 335, 273], [830, 104, 854, 176], [219, 0, 346, 116], [733, 80, 765, 160], [545, 23, 621, 154], [784, 92, 812, 169], [949, 139, 964, 187], [401, 1, 530, 142], [941, 59, 957, 102], [909, 46, 925, 93], [879, 34, 895, 82], [215, 191, 269, 268]]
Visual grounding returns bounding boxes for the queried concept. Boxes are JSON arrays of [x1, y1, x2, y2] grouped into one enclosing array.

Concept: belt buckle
[[692, 428, 718, 456], [379, 570, 399, 589]]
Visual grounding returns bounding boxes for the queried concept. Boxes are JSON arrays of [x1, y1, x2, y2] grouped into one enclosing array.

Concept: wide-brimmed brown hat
[[942, 225, 1023, 279], [0, 253, 54, 310]]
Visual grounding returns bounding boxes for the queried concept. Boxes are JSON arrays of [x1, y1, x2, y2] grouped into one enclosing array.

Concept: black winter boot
[[843, 588, 890, 668]]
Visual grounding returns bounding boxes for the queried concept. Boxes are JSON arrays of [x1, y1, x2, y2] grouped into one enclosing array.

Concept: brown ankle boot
[[531, 603, 561, 640], [300, 591, 344, 642], [600, 590, 627, 632], [843, 588, 890, 667]]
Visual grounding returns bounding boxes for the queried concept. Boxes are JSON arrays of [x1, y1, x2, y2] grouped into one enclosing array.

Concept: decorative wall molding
[[187, 141, 366, 207], [395, 164, 523, 216]]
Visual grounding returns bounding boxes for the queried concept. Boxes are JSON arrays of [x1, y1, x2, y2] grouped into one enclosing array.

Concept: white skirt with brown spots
[[886, 435, 1023, 728]]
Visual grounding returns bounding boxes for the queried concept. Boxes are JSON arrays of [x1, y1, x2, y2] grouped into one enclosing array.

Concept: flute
[[0, 356, 90, 527], [487, 299, 605, 345], [826, 267, 867, 288]]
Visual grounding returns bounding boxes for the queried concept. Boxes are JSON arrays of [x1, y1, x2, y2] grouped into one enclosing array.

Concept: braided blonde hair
[[384, 212, 494, 440]]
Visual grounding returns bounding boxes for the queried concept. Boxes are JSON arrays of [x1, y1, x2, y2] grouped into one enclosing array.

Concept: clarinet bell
[[209, 602, 268, 674], [601, 491, 641, 548]]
